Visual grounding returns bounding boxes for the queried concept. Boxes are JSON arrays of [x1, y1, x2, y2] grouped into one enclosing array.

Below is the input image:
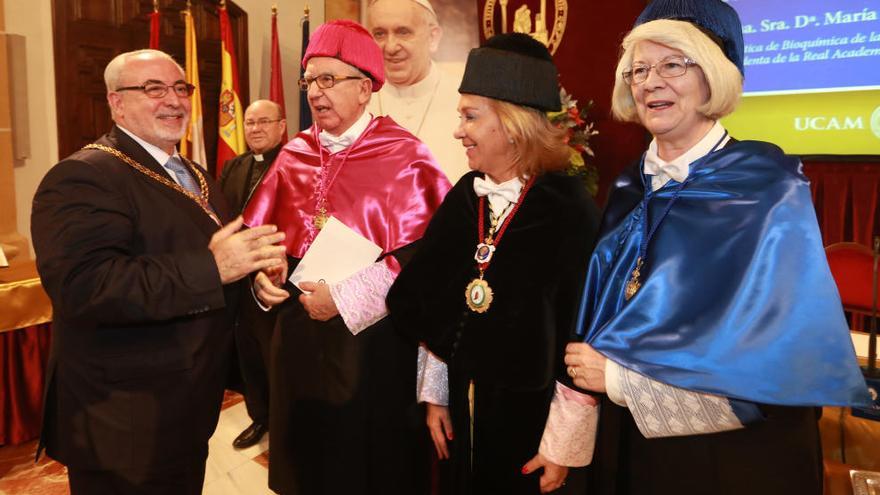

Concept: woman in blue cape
[[551, 0, 871, 493]]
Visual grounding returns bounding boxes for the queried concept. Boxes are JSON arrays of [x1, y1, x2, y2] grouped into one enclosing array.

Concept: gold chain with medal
[[312, 125, 364, 231], [465, 176, 536, 312], [624, 131, 729, 300], [83, 144, 220, 225]]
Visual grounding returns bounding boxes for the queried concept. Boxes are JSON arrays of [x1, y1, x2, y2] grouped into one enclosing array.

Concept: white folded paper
[[0, 245, 8, 268], [289, 216, 383, 292]]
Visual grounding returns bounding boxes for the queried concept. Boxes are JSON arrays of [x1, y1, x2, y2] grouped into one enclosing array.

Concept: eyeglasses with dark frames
[[115, 80, 196, 98], [298, 74, 364, 91], [622, 56, 698, 85], [244, 118, 284, 129]]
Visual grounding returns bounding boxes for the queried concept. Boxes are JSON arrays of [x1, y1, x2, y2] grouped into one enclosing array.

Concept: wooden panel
[[326, 0, 359, 22], [53, 0, 249, 173], [0, 33, 17, 233], [71, 0, 121, 25], [0, 35, 10, 130]]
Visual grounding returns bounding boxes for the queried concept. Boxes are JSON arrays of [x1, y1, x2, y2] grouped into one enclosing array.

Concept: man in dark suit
[[219, 99, 287, 449], [31, 49, 287, 494]]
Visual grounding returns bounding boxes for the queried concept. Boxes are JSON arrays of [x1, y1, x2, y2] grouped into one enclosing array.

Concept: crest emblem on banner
[[219, 90, 237, 127], [482, 0, 568, 55]]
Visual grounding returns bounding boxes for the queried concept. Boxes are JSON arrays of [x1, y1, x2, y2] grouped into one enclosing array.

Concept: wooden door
[[52, 0, 249, 174]]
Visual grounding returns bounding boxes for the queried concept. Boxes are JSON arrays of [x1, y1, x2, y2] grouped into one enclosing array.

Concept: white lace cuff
[[618, 365, 745, 438], [538, 382, 599, 467], [329, 261, 396, 335], [416, 345, 449, 405], [605, 358, 627, 406]]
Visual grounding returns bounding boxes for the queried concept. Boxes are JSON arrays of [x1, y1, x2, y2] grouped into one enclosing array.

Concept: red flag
[[299, 9, 312, 131], [216, 3, 246, 177], [270, 6, 288, 141], [148, 3, 160, 49]]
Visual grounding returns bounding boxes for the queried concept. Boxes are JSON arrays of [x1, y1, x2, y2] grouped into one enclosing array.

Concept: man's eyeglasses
[[298, 74, 364, 91], [622, 56, 698, 85], [244, 118, 283, 129], [115, 81, 196, 98]]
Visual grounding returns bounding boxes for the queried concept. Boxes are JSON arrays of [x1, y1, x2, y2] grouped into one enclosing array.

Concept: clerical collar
[[318, 111, 372, 153], [644, 121, 729, 190], [383, 62, 440, 99], [253, 144, 282, 163]]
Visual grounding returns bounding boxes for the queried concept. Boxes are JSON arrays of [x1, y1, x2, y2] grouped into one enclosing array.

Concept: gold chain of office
[[82, 144, 220, 225]]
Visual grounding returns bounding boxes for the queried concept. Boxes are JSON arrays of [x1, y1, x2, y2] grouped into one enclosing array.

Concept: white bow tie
[[318, 132, 353, 151], [473, 176, 522, 214], [643, 159, 689, 184]]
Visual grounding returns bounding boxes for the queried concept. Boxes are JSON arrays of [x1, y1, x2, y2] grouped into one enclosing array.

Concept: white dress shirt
[[643, 121, 730, 192], [116, 125, 187, 187]]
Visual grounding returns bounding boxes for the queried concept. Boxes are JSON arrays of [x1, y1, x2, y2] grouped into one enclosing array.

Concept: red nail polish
[[521, 466, 529, 474]]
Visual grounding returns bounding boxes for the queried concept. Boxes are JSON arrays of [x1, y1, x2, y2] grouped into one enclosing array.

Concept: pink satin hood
[[243, 116, 452, 258]]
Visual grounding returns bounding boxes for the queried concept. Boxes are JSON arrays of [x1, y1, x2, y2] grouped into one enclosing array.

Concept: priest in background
[[219, 99, 288, 450]]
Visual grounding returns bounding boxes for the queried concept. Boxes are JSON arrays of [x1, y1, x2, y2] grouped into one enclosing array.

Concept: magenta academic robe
[[243, 116, 451, 495]]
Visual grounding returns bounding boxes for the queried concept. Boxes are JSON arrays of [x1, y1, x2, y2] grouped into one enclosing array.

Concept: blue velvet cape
[[576, 140, 870, 407]]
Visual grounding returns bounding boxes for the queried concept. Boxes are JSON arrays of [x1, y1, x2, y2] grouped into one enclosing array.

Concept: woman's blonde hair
[[489, 99, 570, 178], [611, 19, 742, 123]]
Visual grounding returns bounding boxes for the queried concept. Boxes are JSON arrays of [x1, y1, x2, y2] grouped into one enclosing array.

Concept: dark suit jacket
[[31, 126, 236, 471], [219, 144, 280, 215]]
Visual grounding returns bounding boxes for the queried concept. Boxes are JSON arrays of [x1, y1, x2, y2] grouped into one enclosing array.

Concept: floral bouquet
[[548, 88, 599, 196]]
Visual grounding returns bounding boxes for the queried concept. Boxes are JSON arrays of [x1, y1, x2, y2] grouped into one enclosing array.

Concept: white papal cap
[[411, 0, 437, 19]]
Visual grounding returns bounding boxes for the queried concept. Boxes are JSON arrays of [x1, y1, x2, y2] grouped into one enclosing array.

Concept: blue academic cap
[[635, 0, 745, 75]]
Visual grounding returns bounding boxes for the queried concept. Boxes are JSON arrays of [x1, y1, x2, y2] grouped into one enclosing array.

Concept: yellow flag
[[181, 9, 207, 166]]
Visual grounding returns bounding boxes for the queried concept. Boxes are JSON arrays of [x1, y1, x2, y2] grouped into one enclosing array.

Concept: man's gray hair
[[103, 49, 184, 93]]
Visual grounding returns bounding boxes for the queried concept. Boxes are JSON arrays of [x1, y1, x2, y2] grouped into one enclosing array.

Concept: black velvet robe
[[387, 171, 600, 494], [268, 244, 430, 495]]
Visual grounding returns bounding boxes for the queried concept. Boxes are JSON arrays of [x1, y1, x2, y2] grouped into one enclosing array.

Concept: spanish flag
[[216, 2, 245, 176], [181, 7, 206, 166]]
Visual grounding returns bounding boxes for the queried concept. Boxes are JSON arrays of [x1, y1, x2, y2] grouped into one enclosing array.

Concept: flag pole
[[299, 4, 312, 131]]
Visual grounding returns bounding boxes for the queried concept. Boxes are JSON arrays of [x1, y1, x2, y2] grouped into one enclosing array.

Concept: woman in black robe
[[387, 33, 600, 494]]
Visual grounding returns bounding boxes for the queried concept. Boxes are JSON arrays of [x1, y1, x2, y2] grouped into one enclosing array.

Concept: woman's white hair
[[103, 49, 184, 93], [611, 19, 742, 123]]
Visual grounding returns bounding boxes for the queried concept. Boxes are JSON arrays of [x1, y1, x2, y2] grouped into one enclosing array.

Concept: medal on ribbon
[[465, 176, 536, 313], [465, 278, 493, 313], [474, 241, 496, 263], [624, 257, 643, 301]]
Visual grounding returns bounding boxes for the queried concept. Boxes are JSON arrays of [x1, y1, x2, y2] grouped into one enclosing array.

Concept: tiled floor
[[0, 392, 272, 495]]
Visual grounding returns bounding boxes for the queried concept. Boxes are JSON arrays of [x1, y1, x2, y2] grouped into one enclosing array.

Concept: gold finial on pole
[[220, 0, 226, 8], [186, 0, 192, 10], [272, 4, 277, 16], [153, 0, 159, 12], [304, 3, 310, 18]]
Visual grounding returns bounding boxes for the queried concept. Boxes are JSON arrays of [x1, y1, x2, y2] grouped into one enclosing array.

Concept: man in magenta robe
[[242, 20, 450, 495]]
